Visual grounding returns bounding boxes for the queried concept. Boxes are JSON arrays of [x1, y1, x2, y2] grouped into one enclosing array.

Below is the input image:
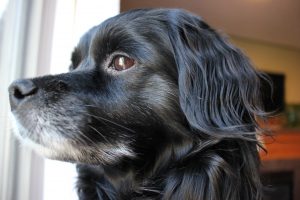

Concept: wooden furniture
[[260, 131, 300, 200]]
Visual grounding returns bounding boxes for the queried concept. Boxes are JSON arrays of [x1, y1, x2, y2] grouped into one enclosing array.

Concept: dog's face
[[8, 9, 186, 165], [8, 9, 263, 167]]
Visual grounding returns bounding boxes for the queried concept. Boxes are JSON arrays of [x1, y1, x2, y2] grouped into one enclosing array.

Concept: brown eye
[[112, 55, 135, 71]]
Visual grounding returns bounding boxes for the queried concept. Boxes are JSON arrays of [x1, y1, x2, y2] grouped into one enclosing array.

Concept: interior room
[[0, 0, 299, 200], [121, 1, 300, 199]]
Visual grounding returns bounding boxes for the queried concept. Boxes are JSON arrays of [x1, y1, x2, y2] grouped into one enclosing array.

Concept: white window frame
[[0, 0, 56, 200], [1, 0, 120, 200]]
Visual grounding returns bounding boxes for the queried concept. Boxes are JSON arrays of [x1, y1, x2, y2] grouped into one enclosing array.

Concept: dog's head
[[8, 9, 264, 166]]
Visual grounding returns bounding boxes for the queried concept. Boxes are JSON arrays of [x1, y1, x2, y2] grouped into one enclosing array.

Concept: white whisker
[[83, 112, 136, 133], [88, 125, 110, 143]]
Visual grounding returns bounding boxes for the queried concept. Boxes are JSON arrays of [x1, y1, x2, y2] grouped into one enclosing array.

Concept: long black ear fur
[[165, 10, 266, 200], [167, 10, 265, 138]]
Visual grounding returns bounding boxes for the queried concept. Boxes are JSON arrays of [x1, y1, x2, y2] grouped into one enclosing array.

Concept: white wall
[[231, 36, 300, 104]]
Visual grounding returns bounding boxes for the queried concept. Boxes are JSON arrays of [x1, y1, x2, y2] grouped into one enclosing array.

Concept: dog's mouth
[[8, 79, 85, 145], [9, 103, 87, 162], [10, 108, 135, 164], [8, 78, 135, 164]]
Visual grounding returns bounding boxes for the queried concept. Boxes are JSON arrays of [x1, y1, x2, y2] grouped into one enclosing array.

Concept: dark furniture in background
[[260, 132, 300, 200]]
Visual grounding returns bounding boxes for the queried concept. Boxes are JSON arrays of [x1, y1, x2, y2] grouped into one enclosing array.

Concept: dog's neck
[[77, 135, 195, 199], [106, 137, 193, 182]]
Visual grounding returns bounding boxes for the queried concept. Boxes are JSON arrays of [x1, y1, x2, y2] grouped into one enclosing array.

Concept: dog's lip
[[9, 104, 40, 137], [10, 100, 38, 120], [10, 112, 29, 139]]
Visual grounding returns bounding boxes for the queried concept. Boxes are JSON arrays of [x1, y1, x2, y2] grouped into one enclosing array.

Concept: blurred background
[[0, 0, 299, 200]]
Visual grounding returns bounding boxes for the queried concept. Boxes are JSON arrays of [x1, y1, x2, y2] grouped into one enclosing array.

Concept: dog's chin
[[18, 137, 80, 163], [10, 113, 135, 165], [10, 113, 78, 161]]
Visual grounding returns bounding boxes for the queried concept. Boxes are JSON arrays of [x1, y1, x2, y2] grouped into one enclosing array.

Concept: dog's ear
[[167, 11, 264, 138]]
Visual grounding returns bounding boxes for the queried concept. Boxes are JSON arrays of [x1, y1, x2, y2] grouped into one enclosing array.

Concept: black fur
[[9, 9, 266, 200]]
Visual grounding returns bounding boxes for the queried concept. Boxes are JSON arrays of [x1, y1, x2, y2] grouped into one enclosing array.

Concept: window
[[0, 1, 119, 199]]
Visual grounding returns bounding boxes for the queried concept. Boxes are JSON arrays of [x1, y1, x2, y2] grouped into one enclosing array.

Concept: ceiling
[[121, 0, 300, 49]]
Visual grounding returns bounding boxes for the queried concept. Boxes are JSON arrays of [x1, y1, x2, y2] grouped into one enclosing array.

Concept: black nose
[[8, 79, 38, 111]]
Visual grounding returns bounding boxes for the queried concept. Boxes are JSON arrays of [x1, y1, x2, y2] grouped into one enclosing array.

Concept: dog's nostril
[[14, 87, 25, 99], [8, 79, 38, 110]]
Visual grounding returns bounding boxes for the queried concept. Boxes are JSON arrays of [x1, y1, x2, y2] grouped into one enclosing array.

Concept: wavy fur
[[9, 8, 266, 200]]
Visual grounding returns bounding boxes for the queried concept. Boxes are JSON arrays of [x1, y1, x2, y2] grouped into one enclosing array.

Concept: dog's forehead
[[76, 26, 98, 54], [72, 8, 210, 64], [71, 8, 209, 72], [75, 9, 171, 56]]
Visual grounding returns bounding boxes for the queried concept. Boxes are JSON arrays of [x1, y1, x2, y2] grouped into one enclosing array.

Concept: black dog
[[9, 9, 266, 200]]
